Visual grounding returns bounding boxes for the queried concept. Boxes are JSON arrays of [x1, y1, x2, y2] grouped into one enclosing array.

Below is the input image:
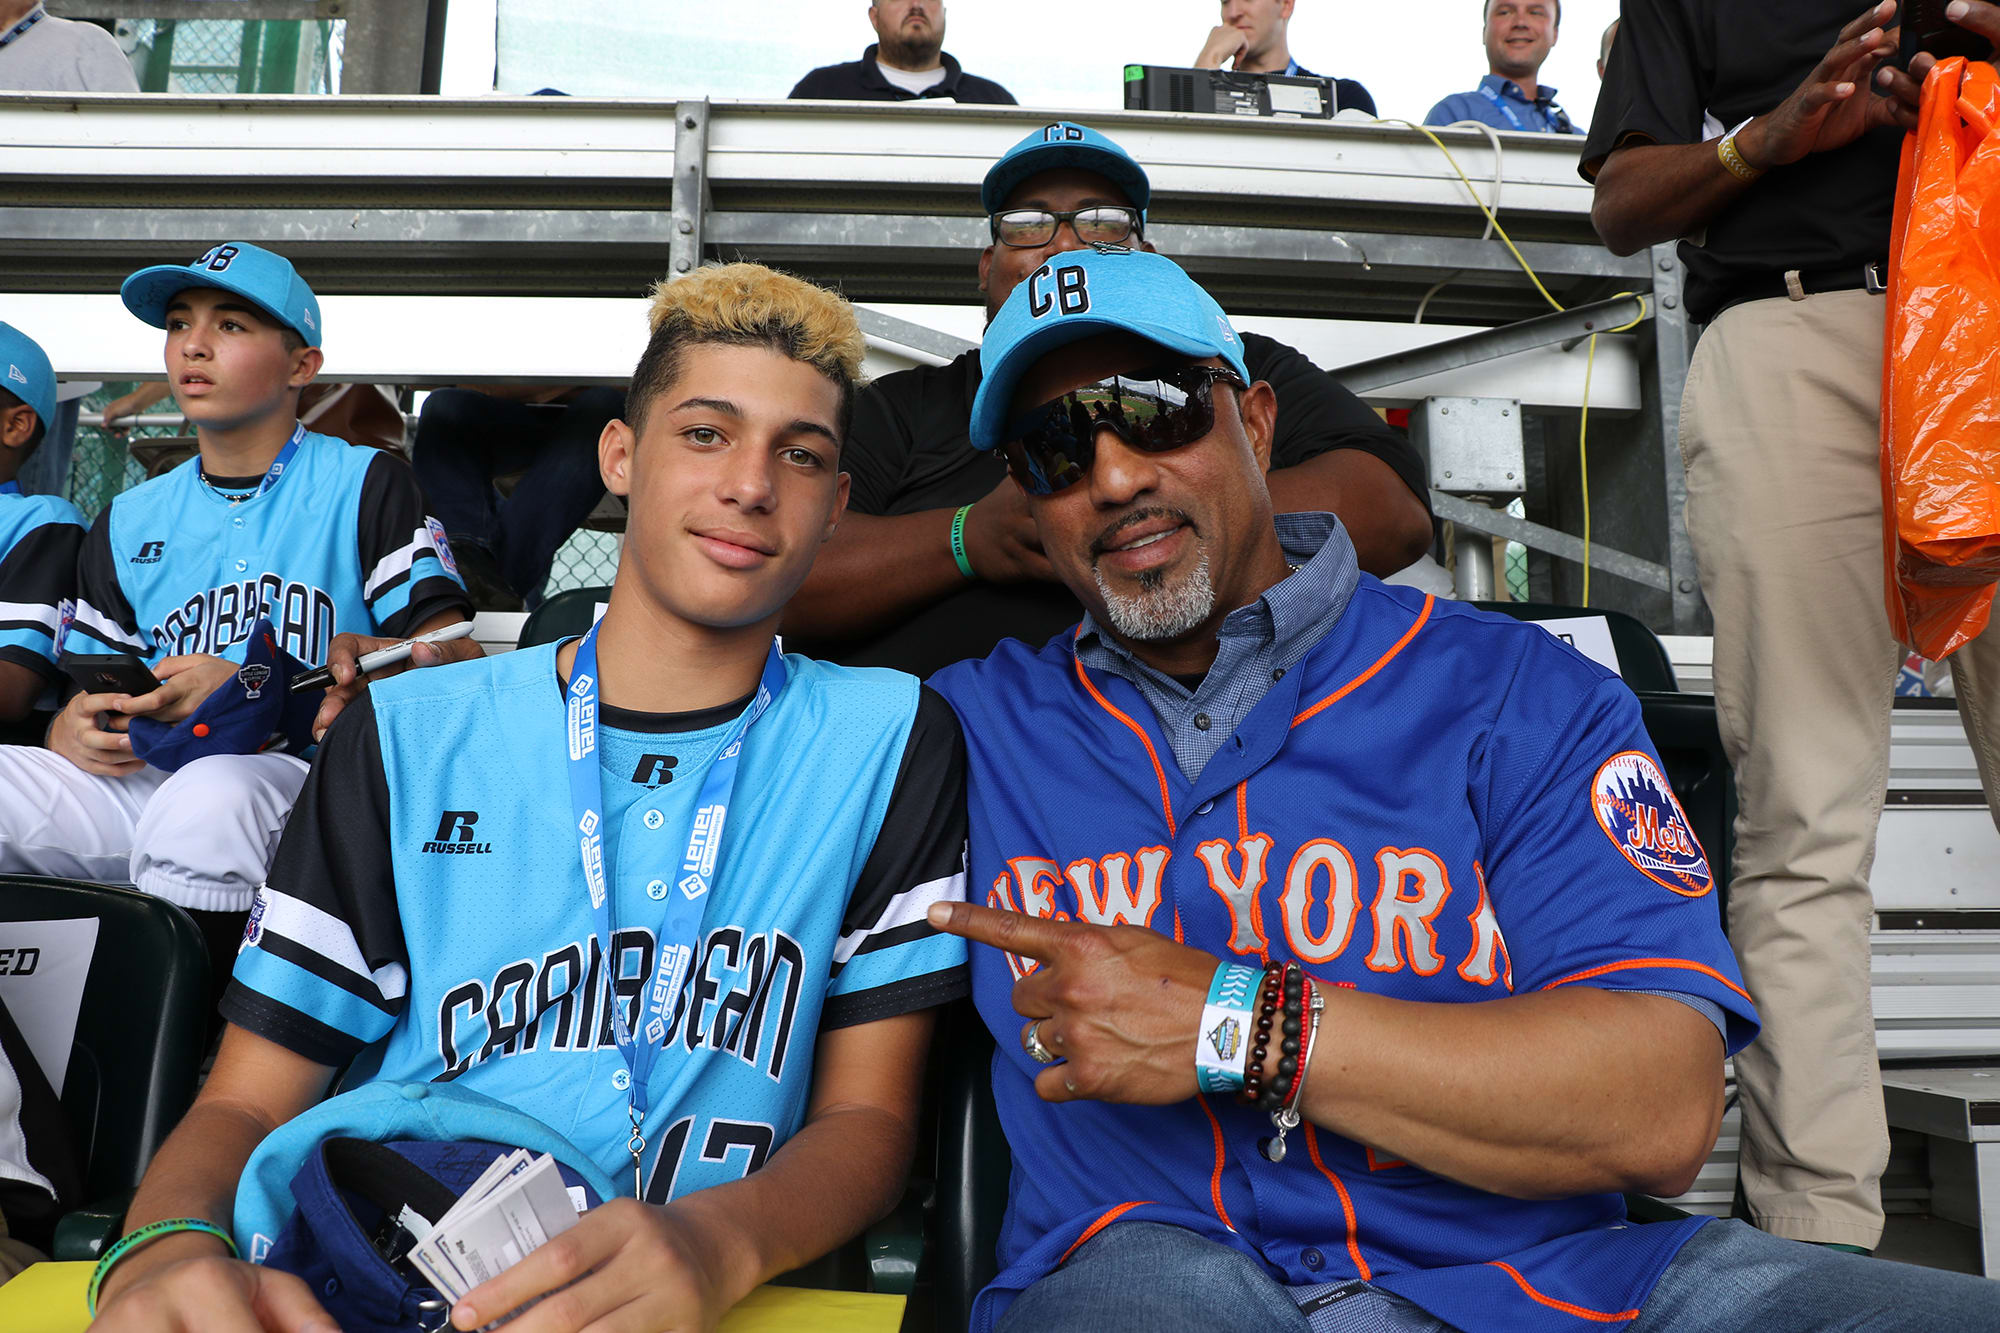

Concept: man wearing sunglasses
[[784, 121, 1432, 678], [921, 246, 2000, 1331]]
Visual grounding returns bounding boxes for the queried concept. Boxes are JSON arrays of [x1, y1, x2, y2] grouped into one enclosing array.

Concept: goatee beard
[[1095, 550, 1216, 642]]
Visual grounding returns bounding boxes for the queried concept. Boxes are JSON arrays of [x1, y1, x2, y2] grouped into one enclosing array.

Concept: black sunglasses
[[990, 205, 1143, 249], [1000, 367, 1247, 497]]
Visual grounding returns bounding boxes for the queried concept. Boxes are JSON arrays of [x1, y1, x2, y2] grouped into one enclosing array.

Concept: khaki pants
[[1680, 287, 2000, 1247]]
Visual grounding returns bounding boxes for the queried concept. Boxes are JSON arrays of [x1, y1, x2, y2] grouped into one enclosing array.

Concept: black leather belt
[[1709, 261, 1889, 320]]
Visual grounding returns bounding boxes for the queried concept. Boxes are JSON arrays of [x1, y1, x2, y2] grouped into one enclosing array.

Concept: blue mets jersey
[[932, 577, 1759, 1333], [0, 485, 86, 696], [63, 429, 465, 668], [224, 643, 969, 1202]]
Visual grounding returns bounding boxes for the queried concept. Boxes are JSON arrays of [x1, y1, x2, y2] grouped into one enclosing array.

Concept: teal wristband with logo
[[1195, 963, 1261, 1094], [88, 1217, 239, 1316], [950, 504, 977, 580]]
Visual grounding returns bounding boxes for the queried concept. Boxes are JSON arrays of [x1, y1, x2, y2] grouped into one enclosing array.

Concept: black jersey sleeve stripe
[[74, 511, 141, 644], [0, 644, 61, 682], [821, 965, 969, 1031], [221, 982, 367, 1068], [380, 585, 474, 642], [0, 519, 85, 610], [842, 685, 968, 937], [828, 918, 944, 979], [253, 929, 402, 1016], [260, 692, 412, 985]]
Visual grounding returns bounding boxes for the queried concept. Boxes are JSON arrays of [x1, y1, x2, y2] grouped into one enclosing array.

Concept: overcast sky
[[441, 0, 1622, 130]]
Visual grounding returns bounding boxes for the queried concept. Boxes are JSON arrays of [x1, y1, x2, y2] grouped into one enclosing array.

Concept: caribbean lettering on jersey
[[150, 573, 336, 662], [986, 837, 1512, 990], [436, 923, 807, 1086]]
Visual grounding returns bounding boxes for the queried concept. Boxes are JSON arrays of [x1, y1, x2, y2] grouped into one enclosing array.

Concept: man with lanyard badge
[[1426, 1, 1579, 134], [1194, 0, 1377, 114], [89, 264, 970, 1333]]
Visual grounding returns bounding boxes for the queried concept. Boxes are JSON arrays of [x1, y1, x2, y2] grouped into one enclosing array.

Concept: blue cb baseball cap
[[982, 121, 1152, 218], [0, 322, 57, 434], [121, 242, 323, 346], [970, 247, 1248, 452]]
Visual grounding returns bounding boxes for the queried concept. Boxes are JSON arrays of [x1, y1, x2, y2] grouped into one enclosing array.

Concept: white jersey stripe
[[0, 600, 59, 631], [363, 525, 440, 600], [833, 866, 966, 967], [254, 885, 410, 1002], [69, 598, 149, 653]]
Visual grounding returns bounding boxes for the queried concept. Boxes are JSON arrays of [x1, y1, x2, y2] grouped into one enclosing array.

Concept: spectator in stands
[[412, 384, 622, 611], [89, 263, 968, 1333], [0, 323, 86, 731], [1194, 0, 1376, 114], [782, 121, 1432, 678], [1426, 1, 1578, 134], [1586, 1, 2000, 1255], [1600, 17, 1619, 78], [790, 0, 1016, 104], [0, 2, 137, 92], [0, 243, 471, 953], [924, 243, 2000, 1333]]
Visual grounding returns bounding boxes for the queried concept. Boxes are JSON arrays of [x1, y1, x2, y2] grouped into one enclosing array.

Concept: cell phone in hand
[[59, 651, 163, 697], [1901, 0, 1991, 69]]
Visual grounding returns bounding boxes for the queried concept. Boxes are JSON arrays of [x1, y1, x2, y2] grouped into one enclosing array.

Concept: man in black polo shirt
[[1586, 1, 2000, 1254], [782, 122, 1432, 676], [789, 0, 1016, 105]]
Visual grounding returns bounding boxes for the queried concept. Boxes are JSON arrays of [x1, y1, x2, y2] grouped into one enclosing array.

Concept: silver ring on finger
[[1023, 1019, 1057, 1065]]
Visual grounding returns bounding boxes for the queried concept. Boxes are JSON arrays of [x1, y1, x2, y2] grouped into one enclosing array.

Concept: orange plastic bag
[[1882, 56, 2000, 659]]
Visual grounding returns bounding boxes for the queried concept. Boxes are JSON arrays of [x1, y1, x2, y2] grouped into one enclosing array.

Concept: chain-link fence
[[63, 388, 623, 599], [117, 16, 341, 94]]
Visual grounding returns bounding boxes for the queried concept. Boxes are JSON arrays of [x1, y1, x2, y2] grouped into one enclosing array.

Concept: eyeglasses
[[1000, 367, 1247, 497], [990, 205, 1143, 249]]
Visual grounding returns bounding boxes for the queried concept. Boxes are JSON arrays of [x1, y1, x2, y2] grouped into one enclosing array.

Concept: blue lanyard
[[0, 481, 19, 497], [563, 621, 787, 1196], [0, 5, 44, 50], [203, 422, 305, 501], [1478, 82, 1530, 132], [256, 423, 305, 498]]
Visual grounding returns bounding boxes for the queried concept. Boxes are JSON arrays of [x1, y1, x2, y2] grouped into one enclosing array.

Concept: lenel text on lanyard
[[564, 623, 787, 1198]]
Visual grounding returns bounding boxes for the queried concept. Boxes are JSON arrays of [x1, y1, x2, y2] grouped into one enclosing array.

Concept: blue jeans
[[997, 1218, 2000, 1333], [411, 387, 620, 601]]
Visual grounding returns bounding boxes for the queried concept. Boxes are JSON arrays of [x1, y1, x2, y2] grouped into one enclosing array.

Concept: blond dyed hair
[[629, 263, 868, 440]]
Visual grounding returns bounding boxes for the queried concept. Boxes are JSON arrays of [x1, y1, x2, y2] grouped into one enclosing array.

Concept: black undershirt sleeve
[[842, 371, 924, 516], [1581, 0, 1709, 179]]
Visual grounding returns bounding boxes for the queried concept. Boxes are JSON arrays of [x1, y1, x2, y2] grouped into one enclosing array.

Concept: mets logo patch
[[1591, 750, 1712, 897]]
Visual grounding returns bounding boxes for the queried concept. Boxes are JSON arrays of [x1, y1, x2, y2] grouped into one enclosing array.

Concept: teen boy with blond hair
[[91, 263, 969, 1333]]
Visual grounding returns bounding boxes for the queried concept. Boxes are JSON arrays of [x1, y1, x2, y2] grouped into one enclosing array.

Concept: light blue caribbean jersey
[[225, 643, 969, 1202], [62, 428, 465, 668], [0, 485, 86, 695]]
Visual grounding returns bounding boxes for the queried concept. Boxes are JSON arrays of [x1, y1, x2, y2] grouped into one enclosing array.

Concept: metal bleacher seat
[[0, 877, 211, 1261]]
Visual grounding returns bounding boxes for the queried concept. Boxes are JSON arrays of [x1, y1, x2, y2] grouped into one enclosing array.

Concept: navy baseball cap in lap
[[982, 121, 1152, 217], [121, 241, 323, 346], [127, 618, 319, 771], [970, 247, 1248, 452], [0, 321, 57, 433]]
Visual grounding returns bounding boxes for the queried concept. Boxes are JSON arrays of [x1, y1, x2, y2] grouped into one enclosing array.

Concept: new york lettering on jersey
[[61, 428, 461, 666], [933, 579, 1759, 1333], [226, 643, 969, 1208]]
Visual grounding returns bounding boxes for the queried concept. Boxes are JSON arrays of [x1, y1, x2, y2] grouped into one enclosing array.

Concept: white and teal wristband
[[1195, 963, 1262, 1094]]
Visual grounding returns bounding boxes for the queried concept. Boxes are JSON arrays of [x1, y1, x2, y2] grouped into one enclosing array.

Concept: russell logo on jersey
[[422, 809, 493, 855]]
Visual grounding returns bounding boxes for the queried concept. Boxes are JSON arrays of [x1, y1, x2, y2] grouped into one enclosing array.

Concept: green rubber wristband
[[88, 1217, 239, 1317], [950, 504, 978, 581]]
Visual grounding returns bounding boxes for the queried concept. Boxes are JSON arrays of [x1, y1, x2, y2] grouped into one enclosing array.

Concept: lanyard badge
[[563, 623, 787, 1197]]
